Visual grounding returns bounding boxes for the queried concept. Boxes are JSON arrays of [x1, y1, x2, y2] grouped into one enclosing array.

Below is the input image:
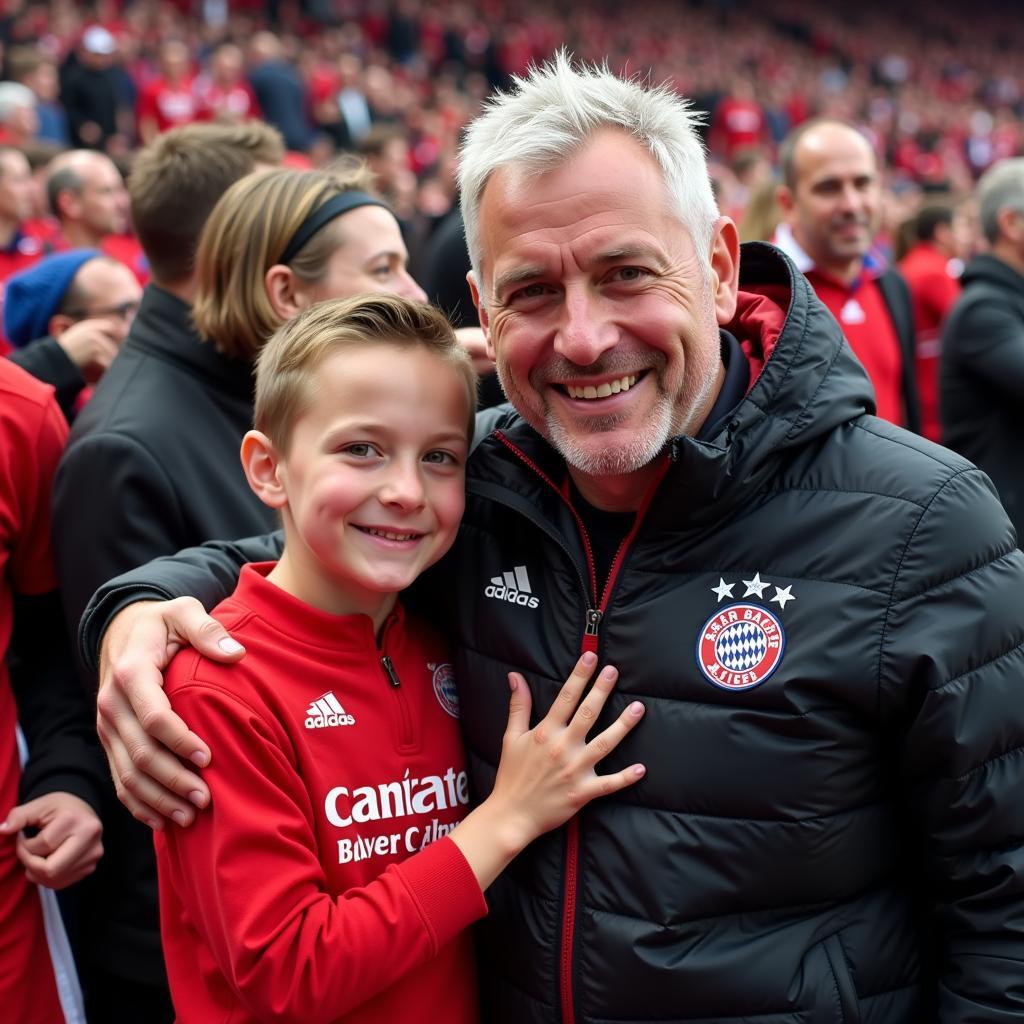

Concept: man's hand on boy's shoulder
[[97, 596, 244, 830]]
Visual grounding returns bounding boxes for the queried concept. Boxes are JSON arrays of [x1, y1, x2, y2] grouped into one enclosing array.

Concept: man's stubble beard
[[496, 341, 722, 478]]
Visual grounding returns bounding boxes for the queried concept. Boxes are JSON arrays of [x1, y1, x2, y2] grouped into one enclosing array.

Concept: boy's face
[[270, 343, 469, 621]]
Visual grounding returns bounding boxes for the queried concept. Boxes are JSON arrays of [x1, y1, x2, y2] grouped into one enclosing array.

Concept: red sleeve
[[7, 385, 66, 594], [157, 679, 486, 1023]]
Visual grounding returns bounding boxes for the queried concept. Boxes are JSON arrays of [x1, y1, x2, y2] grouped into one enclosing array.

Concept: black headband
[[279, 191, 389, 265]]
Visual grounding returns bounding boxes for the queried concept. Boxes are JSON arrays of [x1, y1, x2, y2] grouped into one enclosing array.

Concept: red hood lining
[[726, 285, 791, 392]]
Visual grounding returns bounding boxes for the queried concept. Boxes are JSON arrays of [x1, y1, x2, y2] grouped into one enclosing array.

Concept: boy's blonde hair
[[254, 294, 477, 454], [192, 163, 378, 361]]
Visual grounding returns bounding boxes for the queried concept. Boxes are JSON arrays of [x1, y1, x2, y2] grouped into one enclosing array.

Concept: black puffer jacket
[[941, 253, 1024, 543], [79, 245, 1024, 1022], [446, 243, 1024, 1022]]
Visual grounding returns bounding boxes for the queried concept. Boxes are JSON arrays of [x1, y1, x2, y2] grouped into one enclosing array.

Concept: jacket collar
[[124, 284, 255, 401]]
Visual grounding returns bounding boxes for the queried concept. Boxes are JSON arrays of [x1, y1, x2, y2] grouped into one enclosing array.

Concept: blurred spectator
[[5, 249, 140, 419], [5, 47, 68, 146], [898, 197, 971, 441], [0, 82, 39, 149], [46, 150, 128, 249], [52, 120, 284, 1024], [360, 123, 417, 227], [941, 158, 1024, 543], [193, 42, 260, 124], [137, 40, 199, 144], [247, 31, 312, 152], [0, 356, 105, 1024], [710, 77, 769, 163], [60, 26, 122, 152], [738, 174, 783, 243], [775, 118, 921, 432], [0, 146, 51, 283]]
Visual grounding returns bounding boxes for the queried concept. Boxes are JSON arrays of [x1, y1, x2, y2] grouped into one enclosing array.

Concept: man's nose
[[554, 287, 618, 366]]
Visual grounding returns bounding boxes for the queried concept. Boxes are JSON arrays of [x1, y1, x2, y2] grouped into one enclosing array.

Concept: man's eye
[[509, 283, 551, 303], [610, 266, 650, 283]]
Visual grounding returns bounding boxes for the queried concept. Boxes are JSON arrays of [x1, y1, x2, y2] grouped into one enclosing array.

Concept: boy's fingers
[[584, 700, 646, 764], [0, 803, 31, 834], [589, 763, 647, 800], [547, 652, 599, 726], [566, 666, 619, 739], [504, 673, 533, 738]]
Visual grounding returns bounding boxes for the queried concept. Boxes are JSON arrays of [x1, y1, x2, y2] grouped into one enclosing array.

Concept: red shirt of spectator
[[137, 40, 198, 142], [899, 237, 963, 442]]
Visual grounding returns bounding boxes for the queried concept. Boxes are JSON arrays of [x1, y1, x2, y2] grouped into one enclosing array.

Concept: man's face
[[0, 151, 35, 222], [472, 129, 737, 491], [75, 156, 129, 236], [780, 124, 881, 276], [70, 259, 143, 344]]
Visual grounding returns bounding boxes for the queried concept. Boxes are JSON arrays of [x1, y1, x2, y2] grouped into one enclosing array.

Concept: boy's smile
[[264, 343, 470, 628]]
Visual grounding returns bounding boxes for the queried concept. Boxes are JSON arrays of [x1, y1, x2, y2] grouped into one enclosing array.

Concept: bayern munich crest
[[696, 601, 787, 691], [431, 662, 459, 718]]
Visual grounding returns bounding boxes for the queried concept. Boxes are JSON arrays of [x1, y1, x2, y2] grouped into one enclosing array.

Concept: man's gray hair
[[458, 52, 719, 299], [977, 158, 1024, 245], [0, 81, 35, 123]]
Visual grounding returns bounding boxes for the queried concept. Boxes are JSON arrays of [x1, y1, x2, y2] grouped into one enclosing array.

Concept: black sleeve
[[6, 339, 85, 421], [77, 531, 284, 675], [9, 590, 105, 812]]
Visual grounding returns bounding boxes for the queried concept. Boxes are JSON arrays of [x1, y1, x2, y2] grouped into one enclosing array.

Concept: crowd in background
[[0, 0, 1018, 279]]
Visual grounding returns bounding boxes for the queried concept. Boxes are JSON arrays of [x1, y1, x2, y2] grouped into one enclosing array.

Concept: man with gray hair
[[941, 157, 1024, 543], [79, 55, 1024, 1022]]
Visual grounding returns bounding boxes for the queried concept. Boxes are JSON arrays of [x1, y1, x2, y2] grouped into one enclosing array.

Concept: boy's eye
[[423, 450, 458, 466], [341, 442, 377, 458]]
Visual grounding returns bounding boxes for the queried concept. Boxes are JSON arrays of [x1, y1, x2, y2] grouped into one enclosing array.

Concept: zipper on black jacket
[[489, 433, 669, 1022]]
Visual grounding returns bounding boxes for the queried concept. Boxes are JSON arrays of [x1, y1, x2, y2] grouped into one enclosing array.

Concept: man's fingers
[[547, 652, 599, 726], [0, 803, 31, 834], [584, 700, 646, 764], [18, 832, 102, 889], [504, 672, 533, 739], [164, 597, 245, 663], [102, 723, 202, 828]]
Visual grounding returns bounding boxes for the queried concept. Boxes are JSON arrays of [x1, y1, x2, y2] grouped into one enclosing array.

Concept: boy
[[155, 294, 646, 1022]]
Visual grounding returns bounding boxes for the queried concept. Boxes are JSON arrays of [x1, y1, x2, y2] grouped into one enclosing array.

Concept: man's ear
[[241, 430, 288, 510], [48, 313, 74, 338], [56, 187, 80, 222], [997, 206, 1024, 245], [709, 216, 740, 325], [466, 270, 494, 359], [775, 183, 795, 222], [264, 265, 304, 322]]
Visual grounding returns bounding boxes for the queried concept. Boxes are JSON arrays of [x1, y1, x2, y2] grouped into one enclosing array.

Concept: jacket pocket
[[823, 933, 861, 1024]]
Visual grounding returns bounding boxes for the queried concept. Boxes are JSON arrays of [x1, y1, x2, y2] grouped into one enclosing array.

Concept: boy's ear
[[241, 430, 288, 509], [264, 265, 304, 322]]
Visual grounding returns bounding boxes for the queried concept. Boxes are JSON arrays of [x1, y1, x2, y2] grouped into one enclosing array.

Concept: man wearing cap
[[60, 27, 123, 152], [5, 248, 140, 419]]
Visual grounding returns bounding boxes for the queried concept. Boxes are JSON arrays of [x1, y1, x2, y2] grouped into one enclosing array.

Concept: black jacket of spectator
[[248, 60, 312, 151], [941, 252, 1024, 542], [7, 335, 86, 421], [52, 283, 276, 992], [60, 59, 120, 149]]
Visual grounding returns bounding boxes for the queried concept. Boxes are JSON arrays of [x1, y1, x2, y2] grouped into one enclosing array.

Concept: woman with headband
[[191, 166, 428, 361]]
